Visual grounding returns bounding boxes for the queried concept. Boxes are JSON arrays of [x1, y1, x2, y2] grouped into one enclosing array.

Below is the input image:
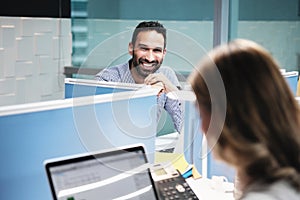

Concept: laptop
[[44, 144, 198, 200]]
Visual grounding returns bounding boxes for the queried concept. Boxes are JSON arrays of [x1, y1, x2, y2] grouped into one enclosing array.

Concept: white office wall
[[0, 17, 72, 106]]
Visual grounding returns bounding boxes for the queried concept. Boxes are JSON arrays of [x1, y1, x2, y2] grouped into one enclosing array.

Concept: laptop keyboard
[[155, 175, 199, 200]]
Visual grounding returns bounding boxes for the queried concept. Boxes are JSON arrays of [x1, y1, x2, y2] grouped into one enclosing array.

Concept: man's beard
[[132, 54, 163, 78]]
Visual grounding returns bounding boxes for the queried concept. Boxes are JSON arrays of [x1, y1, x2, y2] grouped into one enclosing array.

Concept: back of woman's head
[[189, 39, 300, 189]]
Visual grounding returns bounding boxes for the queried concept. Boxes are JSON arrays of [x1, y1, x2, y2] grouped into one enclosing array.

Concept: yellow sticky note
[[192, 165, 202, 179], [155, 152, 190, 174]]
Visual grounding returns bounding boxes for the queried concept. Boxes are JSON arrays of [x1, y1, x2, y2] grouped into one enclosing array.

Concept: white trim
[[0, 87, 159, 117], [65, 78, 145, 90], [295, 97, 300, 105], [281, 71, 298, 78]]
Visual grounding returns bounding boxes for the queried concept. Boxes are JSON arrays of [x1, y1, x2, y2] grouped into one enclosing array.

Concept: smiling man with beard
[[95, 21, 183, 134]]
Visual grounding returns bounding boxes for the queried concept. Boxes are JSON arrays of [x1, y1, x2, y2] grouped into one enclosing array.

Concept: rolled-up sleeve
[[157, 93, 183, 133]]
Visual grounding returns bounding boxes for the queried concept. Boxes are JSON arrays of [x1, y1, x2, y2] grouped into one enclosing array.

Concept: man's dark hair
[[131, 21, 167, 48]]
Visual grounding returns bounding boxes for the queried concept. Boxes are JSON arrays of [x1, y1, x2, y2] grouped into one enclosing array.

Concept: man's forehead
[[135, 31, 165, 48]]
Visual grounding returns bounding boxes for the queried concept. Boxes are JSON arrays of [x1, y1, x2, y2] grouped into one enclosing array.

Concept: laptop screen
[[45, 145, 158, 200]]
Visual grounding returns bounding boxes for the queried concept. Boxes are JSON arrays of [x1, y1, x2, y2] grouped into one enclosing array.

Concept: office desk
[[155, 134, 235, 200], [186, 177, 234, 200], [154, 151, 234, 200]]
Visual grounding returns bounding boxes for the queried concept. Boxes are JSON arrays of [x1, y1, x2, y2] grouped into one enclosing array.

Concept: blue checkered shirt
[[95, 61, 183, 133]]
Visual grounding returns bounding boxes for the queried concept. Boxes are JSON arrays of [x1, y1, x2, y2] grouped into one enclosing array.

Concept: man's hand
[[144, 73, 179, 93]]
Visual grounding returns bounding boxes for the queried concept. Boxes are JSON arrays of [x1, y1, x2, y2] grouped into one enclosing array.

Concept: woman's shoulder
[[242, 180, 300, 200]]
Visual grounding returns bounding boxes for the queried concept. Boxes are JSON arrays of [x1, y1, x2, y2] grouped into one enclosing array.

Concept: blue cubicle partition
[[282, 71, 298, 95], [181, 92, 205, 179], [65, 78, 139, 98], [65, 78, 177, 136], [206, 152, 236, 182], [180, 90, 236, 182], [183, 97, 199, 165], [0, 88, 158, 200]]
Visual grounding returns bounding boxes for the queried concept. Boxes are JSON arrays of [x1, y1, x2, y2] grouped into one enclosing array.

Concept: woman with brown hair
[[189, 39, 300, 199]]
